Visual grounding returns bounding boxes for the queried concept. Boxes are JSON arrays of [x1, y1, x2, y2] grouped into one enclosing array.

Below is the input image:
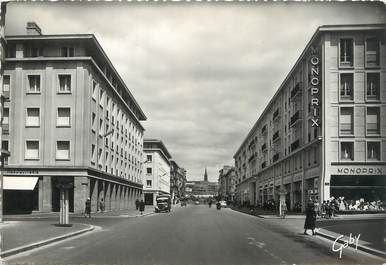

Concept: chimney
[[26, 22, 42, 35]]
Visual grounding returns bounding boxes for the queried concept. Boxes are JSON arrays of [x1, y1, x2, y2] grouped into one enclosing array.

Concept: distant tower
[[204, 168, 208, 182]]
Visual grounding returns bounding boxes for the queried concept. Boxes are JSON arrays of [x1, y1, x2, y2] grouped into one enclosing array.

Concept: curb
[[127, 212, 155, 218], [315, 229, 386, 259], [0, 225, 95, 258]]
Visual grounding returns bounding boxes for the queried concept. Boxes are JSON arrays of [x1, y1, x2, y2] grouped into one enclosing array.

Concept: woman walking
[[304, 200, 317, 235]]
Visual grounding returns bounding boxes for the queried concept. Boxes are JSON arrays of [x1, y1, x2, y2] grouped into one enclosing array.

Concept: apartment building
[[143, 139, 172, 205], [170, 160, 187, 204], [234, 24, 386, 211], [218, 166, 236, 202], [2, 23, 146, 214]]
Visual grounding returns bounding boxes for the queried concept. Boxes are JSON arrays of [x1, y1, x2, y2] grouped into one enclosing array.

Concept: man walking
[[85, 198, 91, 218], [135, 198, 140, 211], [139, 199, 145, 215]]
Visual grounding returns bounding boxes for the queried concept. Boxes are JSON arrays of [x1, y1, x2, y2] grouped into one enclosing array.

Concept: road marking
[[61, 246, 75, 250]]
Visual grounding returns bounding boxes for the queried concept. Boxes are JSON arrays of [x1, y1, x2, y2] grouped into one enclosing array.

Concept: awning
[[3, 177, 39, 190]]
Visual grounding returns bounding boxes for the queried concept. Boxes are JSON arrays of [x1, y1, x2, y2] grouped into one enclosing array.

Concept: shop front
[[328, 165, 386, 211]]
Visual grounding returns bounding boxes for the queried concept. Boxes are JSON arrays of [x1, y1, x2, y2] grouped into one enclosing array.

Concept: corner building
[[143, 139, 171, 206], [2, 23, 146, 213], [234, 24, 386, 211]]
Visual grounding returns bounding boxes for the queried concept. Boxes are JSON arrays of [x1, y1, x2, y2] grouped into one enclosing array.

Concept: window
[[25, 141, 39, 160], [146, 180, 152, 187], [3, 108, 9, 125], [56, 141, 70, 160], [146, 168, 152, 175], [366, 107, 380, 135], [91, 144, 96, 163], [98, 148, 103, 165], [366, 37, 379, 67], [92, 80, 97, 100], [57, 108, 71, 127], [340, 73, 353, 100], [146, 155, 152, 162], [27, 75, 41, 93], [366, 73, 380, 100], [99, 90, 104, 105], [340, 107, 353, 135], [341, 142, 354, 161], [99, 119, 104, 135], [58, 75, 71, 93], [3, 75, 10, 93], [2, 140, 9, 165], [367, 142, 380, 160], [25, 45, 43, 57], [60, 47, 74, 57], [91, 112, 96, 131], [340, 39, 353, 67], [26, 108, 40, 127]]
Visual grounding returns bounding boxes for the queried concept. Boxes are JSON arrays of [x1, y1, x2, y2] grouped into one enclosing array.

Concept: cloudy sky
[[5, 2, 386, 181]]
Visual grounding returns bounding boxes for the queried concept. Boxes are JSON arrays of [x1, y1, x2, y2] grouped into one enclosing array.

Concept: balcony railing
[[289, 111, 301, 127], [2, 124, 9, 135], [272, 131, 280, 142], [290, 82, 302, 100], [291, 139, 300, 152], [340, 123, 353, 135], [367, 122, 380, 135], [261, 143, 267, 152], [272, 153, 280, 162]]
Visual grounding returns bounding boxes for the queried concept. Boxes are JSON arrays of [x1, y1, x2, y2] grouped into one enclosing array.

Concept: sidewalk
[[232, 207, 386, 258], [1, 207, 155, 258], [0, 221, 94, 257], [5, 207, 155, 220]]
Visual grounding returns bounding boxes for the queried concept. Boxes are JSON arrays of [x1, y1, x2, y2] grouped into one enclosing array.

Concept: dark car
[[155, 195, 171, 213], [181, 200, 187, 207]]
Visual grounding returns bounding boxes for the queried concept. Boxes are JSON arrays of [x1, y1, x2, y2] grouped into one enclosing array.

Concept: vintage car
[[155, 195, 171, 213]]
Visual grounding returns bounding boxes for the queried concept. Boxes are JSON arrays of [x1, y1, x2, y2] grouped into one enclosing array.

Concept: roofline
[[5, 34, 147, 120], [143, 139, 172, 160], [233, 23, 386, 158]]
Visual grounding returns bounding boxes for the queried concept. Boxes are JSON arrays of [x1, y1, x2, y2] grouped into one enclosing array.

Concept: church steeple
[[204, 167, 208, 182]]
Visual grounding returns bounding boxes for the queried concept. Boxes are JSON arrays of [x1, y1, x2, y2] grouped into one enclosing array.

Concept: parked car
[[181, 200, 187, 207], [155, 195, 171, 213], [194, 200, 200, 205], [220, 201, 227, 208]]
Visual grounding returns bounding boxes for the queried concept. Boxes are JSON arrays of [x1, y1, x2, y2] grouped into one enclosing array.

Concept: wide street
[[5, 205, 383, 265]]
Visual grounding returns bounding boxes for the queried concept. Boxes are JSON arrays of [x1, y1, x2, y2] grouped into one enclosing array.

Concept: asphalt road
[[5, 205, 383, 265]]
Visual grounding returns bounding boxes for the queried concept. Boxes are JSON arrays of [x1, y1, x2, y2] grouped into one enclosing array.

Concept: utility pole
[[0, 1, 8, 224]]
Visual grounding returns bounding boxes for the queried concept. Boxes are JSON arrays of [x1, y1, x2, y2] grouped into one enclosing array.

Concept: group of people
[[135, 199, 146, 214], [83, 197, 146, 218]]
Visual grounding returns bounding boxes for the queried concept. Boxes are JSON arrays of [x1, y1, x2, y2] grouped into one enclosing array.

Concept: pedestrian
[[326, 200, 332, 219], [135, 198, 140, 211], [304, 200, 317, 235], [85, 197, 91, 218], [139, 199, 145, 215], [280, 201, 287, 219], [99, 198, 105, 213]]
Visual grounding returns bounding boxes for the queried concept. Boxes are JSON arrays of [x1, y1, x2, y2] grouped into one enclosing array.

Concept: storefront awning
[[3, 177, 39, 190]]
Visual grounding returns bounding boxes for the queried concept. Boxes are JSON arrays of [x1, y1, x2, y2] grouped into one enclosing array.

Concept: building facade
[[143, 139, 171, 205], [2, 23, 146, 214], [218, 166, 236, 202], [170, 160, 187, 204], [234, 24, 386, 211]]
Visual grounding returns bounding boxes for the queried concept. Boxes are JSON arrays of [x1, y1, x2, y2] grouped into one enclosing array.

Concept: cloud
[[5, 2, 386, 181]]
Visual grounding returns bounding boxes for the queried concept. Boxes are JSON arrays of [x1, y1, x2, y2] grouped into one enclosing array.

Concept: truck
[[155, 195, 171, 213]]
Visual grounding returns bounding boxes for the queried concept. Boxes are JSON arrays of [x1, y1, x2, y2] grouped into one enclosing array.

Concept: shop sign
[[5, 169, 39, 175], [309, 46, 321, 127], [293, 172, 303, 182], [335, 167, 384, 175]]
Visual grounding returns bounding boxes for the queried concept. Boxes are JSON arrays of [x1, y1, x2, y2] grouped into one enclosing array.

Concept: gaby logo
[[332, 233, 360, 259]]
